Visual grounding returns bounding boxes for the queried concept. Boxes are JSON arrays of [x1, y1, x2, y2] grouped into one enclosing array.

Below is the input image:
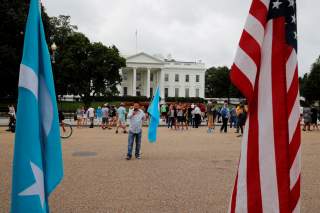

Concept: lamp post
[[50, 42, 62, 110], [51, 42, 57, 64]]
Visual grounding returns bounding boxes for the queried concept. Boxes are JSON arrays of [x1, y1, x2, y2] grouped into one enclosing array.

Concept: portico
[[118, 52, 206, 98], [120, 66, 162, 97]]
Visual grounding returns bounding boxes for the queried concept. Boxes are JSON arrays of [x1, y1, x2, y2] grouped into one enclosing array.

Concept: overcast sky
[[44, 0, 319, 75]]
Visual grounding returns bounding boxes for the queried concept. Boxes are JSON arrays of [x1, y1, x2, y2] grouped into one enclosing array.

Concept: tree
[[55, 32, 126, 106], [0, 1, 53, 98], [303, 56, 320, 104], [205, 66, 242, 99]]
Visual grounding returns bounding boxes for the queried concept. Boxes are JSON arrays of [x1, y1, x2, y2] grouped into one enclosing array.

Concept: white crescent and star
[[18, 161, 45, 209]]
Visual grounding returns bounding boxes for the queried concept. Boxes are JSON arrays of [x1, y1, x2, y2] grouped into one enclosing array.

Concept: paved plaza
[[1, 127, 319, 212]]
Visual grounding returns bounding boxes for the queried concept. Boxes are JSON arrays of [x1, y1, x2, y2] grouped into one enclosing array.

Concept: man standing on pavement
[[116, 102, 128, 134], [126, 102, 146, 160], [220, 101, 230, 133], [87, 106, 95, 128], [101, 104, 109, 129], [206, 101, 214, 133]]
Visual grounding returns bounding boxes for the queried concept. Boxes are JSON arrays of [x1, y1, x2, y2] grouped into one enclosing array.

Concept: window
[[165, 88, 169, 98], [175, 74, 179, 82], [165, 74, 169, 82], [150, 73, 154, 82], [123, 87, 128, 96], [136, 72, 141, 81], [196, 75, 200, 82], [175, 88, 179, 97], [195, 88, 200, 97], [136, 91, 141, 96], [185, 75, 189, 82], [150, 87, 153, 96], [185, 88, 189, 97]]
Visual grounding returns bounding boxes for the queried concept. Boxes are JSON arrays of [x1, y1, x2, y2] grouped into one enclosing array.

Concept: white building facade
[[118, 52, 206, 99]]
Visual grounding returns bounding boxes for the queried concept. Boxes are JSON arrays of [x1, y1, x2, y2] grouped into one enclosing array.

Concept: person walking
[[193, 104, 202, 128], [206, 101, 214, 133], [7, 105, 16, 132], [126, 102, 146, 160], [161, 103, 167, 122], [116, 103, 128, 134], [82, 107, 87, 126], [167, 104, 175, 129], [237, 105, 247, 137], [101, 104, 109, 129], [229, 106, 237, 129], [96, 106, 102, 126], [187, 104, 193, 127], [108, 105, 117, 129], [220, 102, 230, 133], [303, 105, 312, 131], [75, 107, 82, 128], [176, 104, 185, 130]]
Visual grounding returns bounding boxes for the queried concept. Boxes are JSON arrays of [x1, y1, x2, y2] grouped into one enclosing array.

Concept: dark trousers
[[167, 117, 175, 128], [220, 117, 228, 132], [89, 117, 94, 128], [195, 114, 201, 128], [127, 131, 142, 157], [239, 125, 244, 134]]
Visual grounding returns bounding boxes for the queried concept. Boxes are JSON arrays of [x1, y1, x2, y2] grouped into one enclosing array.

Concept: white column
[[117, 68, 123, 95], [132, 68, 137, 96], [146, 68, 151, 97], [160, 69, 164, 98]]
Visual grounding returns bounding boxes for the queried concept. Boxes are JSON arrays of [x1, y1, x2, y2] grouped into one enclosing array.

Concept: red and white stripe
[[229, 0, 301, 212]]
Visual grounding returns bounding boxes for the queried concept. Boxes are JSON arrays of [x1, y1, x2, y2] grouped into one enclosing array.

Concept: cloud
[[44, 0, 319, 75]]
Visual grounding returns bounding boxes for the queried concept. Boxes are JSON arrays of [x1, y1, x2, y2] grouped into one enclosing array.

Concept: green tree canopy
[[205, 66, 242, 99], [301, 56, 320, 104], [0, 4, 126, 107], [0, 1, 52, 98], [54, 32, 126, 106]]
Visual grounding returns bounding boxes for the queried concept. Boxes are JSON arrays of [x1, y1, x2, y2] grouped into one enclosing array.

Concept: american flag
[[229, 0, 301, 212]]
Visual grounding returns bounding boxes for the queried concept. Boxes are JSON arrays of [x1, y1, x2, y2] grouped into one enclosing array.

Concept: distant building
[[118, 52, 206, 98]]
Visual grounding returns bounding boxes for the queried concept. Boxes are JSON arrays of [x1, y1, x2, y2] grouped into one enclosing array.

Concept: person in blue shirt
[[116, 103, 128, 134], [126, 102, 146, 160], [220, 101, 230, 133], [96, 106, 103, 126]]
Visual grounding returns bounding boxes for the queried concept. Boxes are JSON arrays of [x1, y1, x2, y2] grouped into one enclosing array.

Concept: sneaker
[[123, 130, 128, 134], [136, 155, 141, 159], [126, 156, 131, 160], [115, 130, 118, 134], [237, 134, 242, 137]]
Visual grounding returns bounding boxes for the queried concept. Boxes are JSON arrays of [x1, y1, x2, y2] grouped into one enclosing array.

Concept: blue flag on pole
[[11, 0, 63, 212], [147, 86, 160, 143]]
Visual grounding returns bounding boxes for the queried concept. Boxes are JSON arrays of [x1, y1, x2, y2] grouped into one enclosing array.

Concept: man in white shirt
[[87, 107, 95, 128], [193, 104, 202, 128]]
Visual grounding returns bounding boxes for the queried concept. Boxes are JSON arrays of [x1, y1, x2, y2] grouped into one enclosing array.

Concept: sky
[[43, 0, 319, 76]]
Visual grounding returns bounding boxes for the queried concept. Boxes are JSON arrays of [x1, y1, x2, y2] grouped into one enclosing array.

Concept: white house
[[118, 52, 206, 98]]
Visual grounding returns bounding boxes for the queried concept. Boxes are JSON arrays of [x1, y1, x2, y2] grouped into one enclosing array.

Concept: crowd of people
[[302, 104, 319, 131], [71, 101, 251, 137], [4, 101, 320, 161], [159, 101, 248, 137], [74, 103, 130, 133], [6, 101, 320, 135]]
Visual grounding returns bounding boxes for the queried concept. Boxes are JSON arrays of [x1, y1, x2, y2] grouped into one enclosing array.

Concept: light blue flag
[[147, 86, 161, 143], [11, 0, 63, 212]]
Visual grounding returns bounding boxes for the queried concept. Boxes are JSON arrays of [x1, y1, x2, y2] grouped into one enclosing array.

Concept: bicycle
[[60, 121, 73, 139]]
